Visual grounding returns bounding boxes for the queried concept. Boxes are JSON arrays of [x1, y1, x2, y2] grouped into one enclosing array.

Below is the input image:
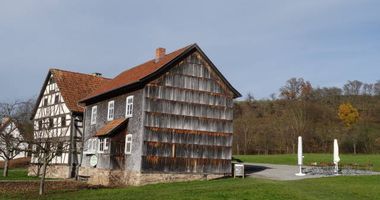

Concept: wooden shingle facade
[[79, 44, 240, 185]]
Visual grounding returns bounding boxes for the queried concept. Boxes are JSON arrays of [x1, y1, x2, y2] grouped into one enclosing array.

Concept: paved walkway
[[243, 163, 325, 180]]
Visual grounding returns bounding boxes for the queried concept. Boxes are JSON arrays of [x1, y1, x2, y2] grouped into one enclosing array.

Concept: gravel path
[[244, 163, 329, 180]]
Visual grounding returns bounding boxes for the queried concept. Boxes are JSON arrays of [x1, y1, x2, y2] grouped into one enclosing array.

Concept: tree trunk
[[353, 143, 357, 155], [39, 159, 48, 195], [3, 159, 9, 177], [36, 164, 41, 177], [243, 129, 248, 155], [292, 143, 295, 154]]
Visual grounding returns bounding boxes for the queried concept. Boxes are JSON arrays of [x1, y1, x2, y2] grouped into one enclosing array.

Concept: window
[[38, 120, 42, 130], [56, 142, 63, 156], [49, 118, 54, 128], [125, 134, 132, 154], [104, 138, 109, 150], [85, 138, 97, 154], [61, 116, 66, 127], [125, 96, 134, 118], [107, 101, 115, 121], [54, 94, 60, 104], [98, 138, 109, 153], [43, 97, 48, 106], [91, 106, 97, 125]]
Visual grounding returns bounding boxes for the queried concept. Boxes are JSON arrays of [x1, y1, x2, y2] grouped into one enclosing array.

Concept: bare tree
[[362, 83, 374, 95], [374, 80, 380, 96], [0, 117, 27, 176], [27, 96, 71, 195], [343, 80, 363, 95], [280, 78, 312, 100], [0, 100, 33, 176], [30, 127, 69, 195]]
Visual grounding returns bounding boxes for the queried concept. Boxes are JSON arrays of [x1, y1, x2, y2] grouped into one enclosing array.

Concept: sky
[[0, 0, 379, 102]]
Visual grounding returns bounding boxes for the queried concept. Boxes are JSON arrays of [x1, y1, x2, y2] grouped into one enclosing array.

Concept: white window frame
[[104, 138, 109, 151], [98, 138, 105, 153], [125, 134, 132, 154], [107, 100, 115, 121], [91, 106, 97, 125], [125, 96, 134, 118], [85, 138, 97, 154], [98, 138, 109, 153]]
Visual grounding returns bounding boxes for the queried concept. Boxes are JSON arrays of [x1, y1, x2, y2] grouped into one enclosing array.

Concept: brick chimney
[[91, 72, 102, 77], [155, 47, 166, 62]]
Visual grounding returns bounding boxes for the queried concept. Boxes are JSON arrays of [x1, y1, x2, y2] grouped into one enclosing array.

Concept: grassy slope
[[0, 168, 39, 180], [234, 154, 380, 171], [2, 176, 380, 200]]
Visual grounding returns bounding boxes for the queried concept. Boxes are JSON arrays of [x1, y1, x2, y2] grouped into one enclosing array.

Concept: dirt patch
[[0, 157, 31, 168], [0, 180, 103, 195]]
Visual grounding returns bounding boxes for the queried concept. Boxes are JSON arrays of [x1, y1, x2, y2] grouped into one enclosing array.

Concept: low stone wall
[[28, 164, 70, 179], [79, 166, 225, 186]]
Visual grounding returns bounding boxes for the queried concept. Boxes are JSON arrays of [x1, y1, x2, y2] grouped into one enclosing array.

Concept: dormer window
[[107, 101, 115, 121], [126, 96, 133, 118], [91, 106, 97, 125]]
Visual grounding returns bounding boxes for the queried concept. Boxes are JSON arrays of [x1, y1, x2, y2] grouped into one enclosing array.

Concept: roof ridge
[[50, 68, 112, 80], [113, 44, 195, 79], [80, 44, 196, 102]]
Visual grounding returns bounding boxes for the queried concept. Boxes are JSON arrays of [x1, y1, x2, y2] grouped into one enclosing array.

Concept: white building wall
[[32, 74, 72, 165]]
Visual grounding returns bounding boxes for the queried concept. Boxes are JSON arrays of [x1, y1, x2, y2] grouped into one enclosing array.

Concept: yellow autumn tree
[[338, 103, 359, 127]]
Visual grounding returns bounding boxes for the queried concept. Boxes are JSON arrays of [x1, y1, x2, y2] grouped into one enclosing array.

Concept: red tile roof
[[95, 118, 128, 136], [50, 69, 111, 113], [31, 69, 111, 119], [82, 44, 194, 101]]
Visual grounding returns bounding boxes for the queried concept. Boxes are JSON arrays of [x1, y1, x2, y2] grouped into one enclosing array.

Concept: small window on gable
[[61, 116, 66, 127], [49, 118, 54, 128], [107, 101, 115, 121], [43, 97, 48, 106], [54, 94, 60, 104], [38, 120, 42, 130], [125, 96, 134, 118], [125, 134, 132, 154], [91, 106, 97, 125]]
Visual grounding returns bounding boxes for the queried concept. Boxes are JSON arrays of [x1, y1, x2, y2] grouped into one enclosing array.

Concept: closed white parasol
[[333, 139, 340, 174], [295, 136, 305, 176]]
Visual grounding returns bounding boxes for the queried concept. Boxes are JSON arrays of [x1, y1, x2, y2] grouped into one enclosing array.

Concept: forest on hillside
[[233, 78, 380, 155]]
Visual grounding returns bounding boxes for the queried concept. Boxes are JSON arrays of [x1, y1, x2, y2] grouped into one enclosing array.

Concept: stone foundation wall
[[28, 164, 70, 179], [79, 167, 225, 186]]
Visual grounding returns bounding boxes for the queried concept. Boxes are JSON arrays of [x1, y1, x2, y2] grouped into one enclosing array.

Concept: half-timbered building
[[79, 44, 241, 185], [28, 69, 109, 178]]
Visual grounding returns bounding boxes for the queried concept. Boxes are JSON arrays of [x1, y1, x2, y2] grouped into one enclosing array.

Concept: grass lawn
[[2, 175, 380, 200], [0, 168, 39, 181], [234, 154, 380, 171]]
